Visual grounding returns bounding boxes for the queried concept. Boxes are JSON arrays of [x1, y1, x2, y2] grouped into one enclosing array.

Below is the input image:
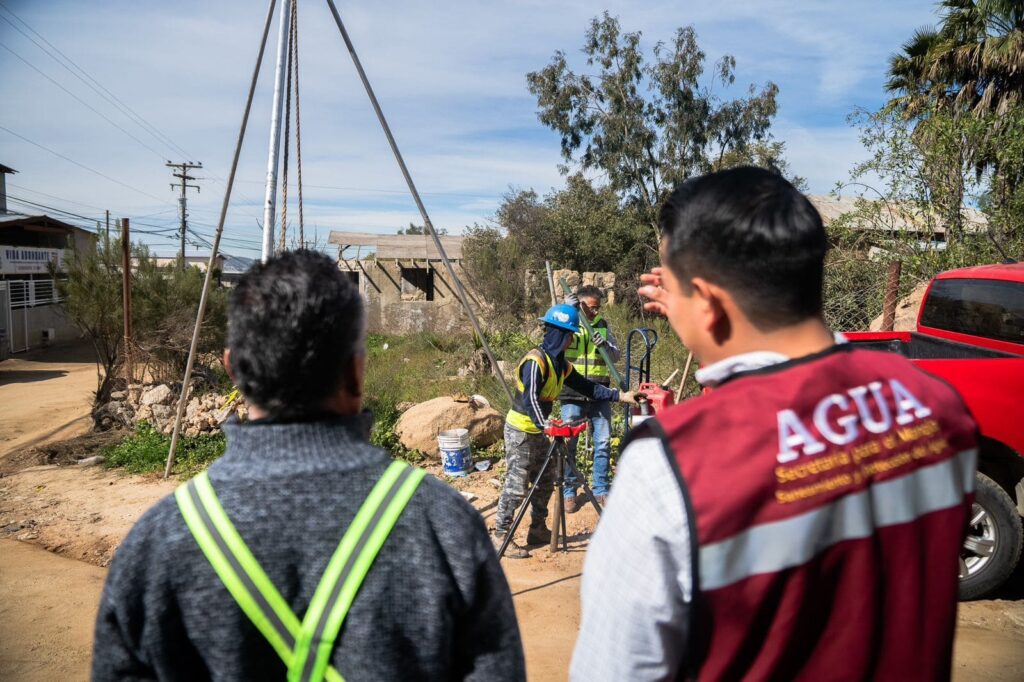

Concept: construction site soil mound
[[395, 396, 503, 457]]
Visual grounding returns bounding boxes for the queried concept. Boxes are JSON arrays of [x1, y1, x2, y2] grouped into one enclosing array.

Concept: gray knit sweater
[[91, 415, 525, 681]]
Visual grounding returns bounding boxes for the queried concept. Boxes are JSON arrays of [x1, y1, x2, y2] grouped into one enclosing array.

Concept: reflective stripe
[[176, 462, 425, 682], [176, 478, 299, 664], [566, 316, 611, 379], [508, 349, 572, 433], [295, 463, 424, 682], [699, 448, 977, 591]]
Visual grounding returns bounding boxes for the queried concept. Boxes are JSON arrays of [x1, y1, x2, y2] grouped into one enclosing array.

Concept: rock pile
[[95, 383, 247, 436], [525, 269, 617, 304]]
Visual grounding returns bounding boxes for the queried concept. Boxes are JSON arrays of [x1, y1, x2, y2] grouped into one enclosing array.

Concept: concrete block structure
[[329, 231, 481, 335]]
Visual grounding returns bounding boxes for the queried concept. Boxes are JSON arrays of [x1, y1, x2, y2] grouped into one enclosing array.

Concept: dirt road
[[0, 539, 105, 682], [0, 343, 95, 464], [1, 346, 1023, 681]]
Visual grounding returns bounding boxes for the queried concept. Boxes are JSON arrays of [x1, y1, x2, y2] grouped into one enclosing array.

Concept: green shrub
[[103, 422, 226, 476]]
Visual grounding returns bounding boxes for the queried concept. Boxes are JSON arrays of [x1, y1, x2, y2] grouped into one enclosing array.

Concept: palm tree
[[888, 0, 1024, 118]]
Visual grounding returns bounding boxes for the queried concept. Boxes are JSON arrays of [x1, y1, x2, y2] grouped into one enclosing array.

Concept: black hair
[[659, 166, 827, 330], [227, 249, 364, 418], [575, 285, 604, 301]]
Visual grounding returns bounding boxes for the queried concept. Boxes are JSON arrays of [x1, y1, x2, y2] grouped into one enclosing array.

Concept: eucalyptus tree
[[527, 12, 791, 240]]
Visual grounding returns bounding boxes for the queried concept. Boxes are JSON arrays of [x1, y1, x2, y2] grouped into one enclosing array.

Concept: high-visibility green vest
[[175, 460, 426, 682], [565, 314, 610, 381], [506, 349, 573, 434]]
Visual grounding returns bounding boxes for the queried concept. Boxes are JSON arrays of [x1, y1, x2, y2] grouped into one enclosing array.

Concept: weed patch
[[103, 422, 225, 477]]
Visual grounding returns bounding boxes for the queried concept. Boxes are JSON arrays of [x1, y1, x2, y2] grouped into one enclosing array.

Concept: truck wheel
[[959, 473, 1023, 601]]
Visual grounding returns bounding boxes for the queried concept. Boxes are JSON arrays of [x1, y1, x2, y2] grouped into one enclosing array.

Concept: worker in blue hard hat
[[493, 304, 643, 558]]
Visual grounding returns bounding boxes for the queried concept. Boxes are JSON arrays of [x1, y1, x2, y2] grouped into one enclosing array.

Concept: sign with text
[[0, 246, 65, 274]]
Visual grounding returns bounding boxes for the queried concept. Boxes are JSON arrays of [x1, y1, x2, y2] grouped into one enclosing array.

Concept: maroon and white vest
[[635, 345, 977, 681]]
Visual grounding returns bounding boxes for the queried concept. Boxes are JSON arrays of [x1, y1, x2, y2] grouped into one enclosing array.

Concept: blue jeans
[[561, 399, 612, 498]]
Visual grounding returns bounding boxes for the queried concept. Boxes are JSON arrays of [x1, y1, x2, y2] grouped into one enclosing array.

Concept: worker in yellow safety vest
[[493, 303, 641, 558], [558, 286, 620, 512]]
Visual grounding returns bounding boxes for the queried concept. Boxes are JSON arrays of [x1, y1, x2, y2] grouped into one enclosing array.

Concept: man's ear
[[346, 351, 366, 399], [691, 277, 732, 345], [223, 348, 236, 384]]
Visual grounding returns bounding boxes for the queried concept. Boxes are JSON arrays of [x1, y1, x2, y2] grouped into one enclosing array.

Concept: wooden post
[[881, 260, 902, 332], [120, 218, 133, 382], [545, 260, 557, 306], [676, 351, 694, 403]]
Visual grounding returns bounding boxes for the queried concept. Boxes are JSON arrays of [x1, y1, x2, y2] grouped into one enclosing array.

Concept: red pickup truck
[[845, 263, 1024, 599]]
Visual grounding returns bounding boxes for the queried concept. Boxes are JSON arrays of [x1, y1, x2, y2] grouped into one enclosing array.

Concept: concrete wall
[[6, 302, 80, 353], [342, 259, 479, 335]]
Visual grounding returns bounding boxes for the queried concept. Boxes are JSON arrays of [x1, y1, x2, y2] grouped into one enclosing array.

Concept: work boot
[[564, 495, 580, 514], [526, 519, 551, 546], [491, 529, 529, 559]]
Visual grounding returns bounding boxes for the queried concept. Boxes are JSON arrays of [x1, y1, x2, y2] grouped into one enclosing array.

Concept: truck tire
[[959, 473, 1023, 601]]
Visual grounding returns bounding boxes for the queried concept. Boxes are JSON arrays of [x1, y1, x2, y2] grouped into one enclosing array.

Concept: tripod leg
[[498, 439, 558, 559], [550, 440, 563, 553]]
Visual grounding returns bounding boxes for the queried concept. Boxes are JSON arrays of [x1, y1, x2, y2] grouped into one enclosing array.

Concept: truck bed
[[843, 331, 1016, 360]]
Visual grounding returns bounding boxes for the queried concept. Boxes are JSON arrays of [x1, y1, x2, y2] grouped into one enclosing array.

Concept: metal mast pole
[[164, 0, 279, 478], [260, 0, 291, 262]]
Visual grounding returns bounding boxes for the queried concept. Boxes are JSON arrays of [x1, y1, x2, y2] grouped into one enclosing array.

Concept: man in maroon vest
[[571, 167, 978, 681]]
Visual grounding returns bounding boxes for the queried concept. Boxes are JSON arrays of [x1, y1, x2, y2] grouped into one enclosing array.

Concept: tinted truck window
[[919, 278, 1024, 345]]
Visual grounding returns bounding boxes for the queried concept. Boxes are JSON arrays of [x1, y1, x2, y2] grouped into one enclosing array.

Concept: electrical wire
[[0, 2, 266, 219], [0, 2, 194, 161], [0, 126, 167, 202], [0, 41, 168, 161]]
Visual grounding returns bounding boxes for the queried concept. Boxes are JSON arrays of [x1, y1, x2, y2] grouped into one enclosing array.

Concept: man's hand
[[564, 293, 579, 307], [593, 334, 607, 348], [637, 267, 670, 317], [618, 391, 646, 406]]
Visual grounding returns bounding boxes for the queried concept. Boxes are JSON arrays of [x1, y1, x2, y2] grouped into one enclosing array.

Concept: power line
[[0, 126, 167, 202], [7, 181, 109, 213], [0, 2, 266, 218], [0, 2, 194, 162], [0, 40, 168, 161]]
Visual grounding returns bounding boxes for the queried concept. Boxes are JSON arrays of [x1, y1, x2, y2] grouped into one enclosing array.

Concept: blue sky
[[0, 0, 940, 259]]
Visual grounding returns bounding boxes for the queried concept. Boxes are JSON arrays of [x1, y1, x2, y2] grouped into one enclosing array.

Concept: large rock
[[395, 396, 503, 458], [140, 384, 174, 407], [94, 401, 134, 431]]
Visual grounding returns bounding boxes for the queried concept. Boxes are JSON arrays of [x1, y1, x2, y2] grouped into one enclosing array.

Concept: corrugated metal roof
[[0, 211, 92, 233], [808, 195, 986, 235]]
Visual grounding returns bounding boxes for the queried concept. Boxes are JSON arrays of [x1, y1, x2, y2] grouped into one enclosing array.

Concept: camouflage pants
[[494, 423, 555, 533]]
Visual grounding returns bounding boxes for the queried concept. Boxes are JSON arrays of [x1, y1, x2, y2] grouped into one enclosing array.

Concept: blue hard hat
[[539, 304, 580, 332]]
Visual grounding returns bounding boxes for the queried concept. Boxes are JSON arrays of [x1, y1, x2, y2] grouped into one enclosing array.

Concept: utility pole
[[121, 218, 133, 382], [166, 161, 202, 269]]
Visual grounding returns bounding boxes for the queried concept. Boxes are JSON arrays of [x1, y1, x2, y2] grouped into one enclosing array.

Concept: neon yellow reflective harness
[[175, 460, 426, 682]]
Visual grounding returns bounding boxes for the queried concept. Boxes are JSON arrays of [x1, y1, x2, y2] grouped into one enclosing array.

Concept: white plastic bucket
[[438, 428, 472, 477]]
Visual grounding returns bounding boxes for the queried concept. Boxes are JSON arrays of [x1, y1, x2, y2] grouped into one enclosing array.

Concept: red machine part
[[544, 419, 589, 438], [634, 382, 676, 416]]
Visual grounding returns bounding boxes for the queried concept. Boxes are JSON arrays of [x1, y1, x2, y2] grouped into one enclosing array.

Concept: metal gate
[[0, 282, 8, 359]]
